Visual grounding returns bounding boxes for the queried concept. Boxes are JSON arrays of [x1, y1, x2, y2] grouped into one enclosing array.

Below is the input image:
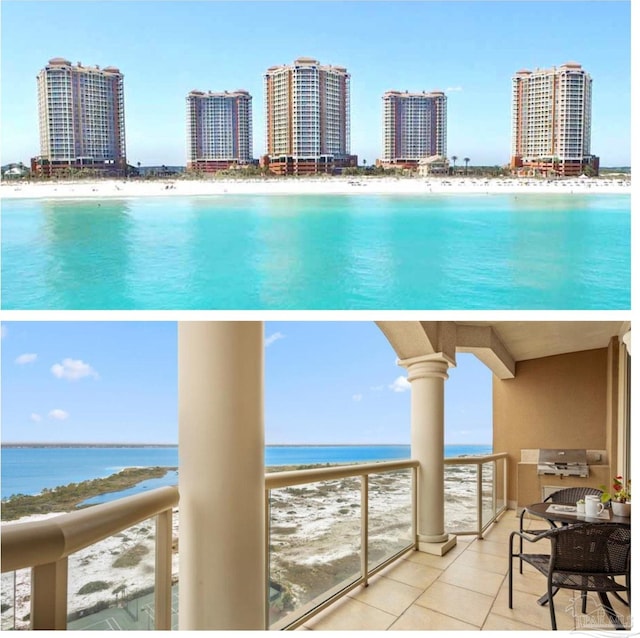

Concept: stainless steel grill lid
[[537, 449, 589, 477]]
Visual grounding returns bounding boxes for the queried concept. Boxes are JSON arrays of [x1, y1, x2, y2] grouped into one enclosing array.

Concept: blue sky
[[0, 1, 630, 167], [0, 321, 493, 445]]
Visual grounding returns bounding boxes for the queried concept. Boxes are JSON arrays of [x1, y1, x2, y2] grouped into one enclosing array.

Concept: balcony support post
[[399, 354, 457, 555], [492, 460, 498, 520], [360, 474, 369, 586], [178, 321, 265, 629], [155, 508, 173, 630], [31, 558, 68, 630], [476, 462, 483, 538]]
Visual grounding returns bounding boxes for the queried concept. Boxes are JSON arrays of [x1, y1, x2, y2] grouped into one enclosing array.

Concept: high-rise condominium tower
[[34, 58, 126, 176], [381, 90, 447, 168], [511, 62, 598, 176], [263, 57, 356, 175], [186, 90, 253, 172]]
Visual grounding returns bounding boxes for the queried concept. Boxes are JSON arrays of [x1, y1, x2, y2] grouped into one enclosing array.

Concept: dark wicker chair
[[518, 486, 603, 573], [509, 523, 631, 630]]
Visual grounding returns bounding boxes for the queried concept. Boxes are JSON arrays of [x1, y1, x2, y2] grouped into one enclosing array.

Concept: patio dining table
[[523, 501, 630, 613], [525, 501, 631, 527]]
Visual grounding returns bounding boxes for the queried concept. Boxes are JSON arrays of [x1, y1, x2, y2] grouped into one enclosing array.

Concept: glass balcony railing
[[1, 568, 31, 630], [1, 454, 508, 630], [66, 514, 157, 630], [367, 469, 414, 572], [265, 460, 418, 630], [267, 477, 362, 626], [444, 453, 508, 537], [0, 487, 178, 630]]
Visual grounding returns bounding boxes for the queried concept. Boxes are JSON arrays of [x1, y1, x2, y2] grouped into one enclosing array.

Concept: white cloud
[[30, 413, 42, 422], [51, 358, 98, 380], [352, 394, 363, 402], [445, 86, 463, 93], [16, 353, 37, 365], [48, 409, 69, 421], [389, 376, 411, 393], [265, 332, 285, 347]]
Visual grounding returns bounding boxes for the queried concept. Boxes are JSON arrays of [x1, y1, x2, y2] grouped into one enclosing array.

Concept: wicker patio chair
[[518, 486, 603, 573], [509, 522, 631, 630]]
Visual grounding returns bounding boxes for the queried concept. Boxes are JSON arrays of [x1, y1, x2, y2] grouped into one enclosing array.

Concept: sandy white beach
[[0, 175, 630, 200]]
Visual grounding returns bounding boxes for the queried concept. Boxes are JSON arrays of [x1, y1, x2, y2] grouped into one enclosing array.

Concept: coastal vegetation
[[2, 163, 631, 183], [1, 466, 172, 522], [0, 463, 332, 522], [112, 543, 149, 568], [77, 581, 110, 595]]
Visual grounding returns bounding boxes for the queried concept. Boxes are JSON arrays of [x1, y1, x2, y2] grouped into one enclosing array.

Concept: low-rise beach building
[[511, 63, 599, 177], [381, 90, 447, 169], [417, 154, 450, 176], [263, 58, 357, 175], [186, 90, 254, 173], [32, 58, 126, 177]]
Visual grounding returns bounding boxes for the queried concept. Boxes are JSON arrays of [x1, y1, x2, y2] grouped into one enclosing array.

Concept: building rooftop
[[45, 58, 121, 75], [384, 90, 445, 98], [188, 89, 251, 98], [418, 155, 448, 165], [266, 58, 349, 75], [294, 56, 320, 65], [515, 62, 584, 76]]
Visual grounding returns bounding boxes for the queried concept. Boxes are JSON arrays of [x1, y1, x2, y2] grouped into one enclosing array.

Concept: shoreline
[[0, 467, 172, 521], [1, 175, 631, 200]]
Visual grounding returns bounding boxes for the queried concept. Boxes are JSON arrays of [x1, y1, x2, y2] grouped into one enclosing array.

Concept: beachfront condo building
[[263, 57, 357, 175], [380, 90, 447, 169], [186, 90, 254, 172], [32, 58, 126, 177], [511, 62, 599, 177]]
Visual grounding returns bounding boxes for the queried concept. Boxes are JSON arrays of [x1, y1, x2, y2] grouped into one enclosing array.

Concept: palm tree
[[451, 156, 458, 175], [463, 157, 470, 175]]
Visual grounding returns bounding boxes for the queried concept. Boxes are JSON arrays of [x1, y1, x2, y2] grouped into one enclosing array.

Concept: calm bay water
[[1, 193, 630, 309], [0, 444, 492, 501]]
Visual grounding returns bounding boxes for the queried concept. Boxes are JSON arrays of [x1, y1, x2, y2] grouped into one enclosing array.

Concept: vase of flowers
[[600, 476, 631, 517]]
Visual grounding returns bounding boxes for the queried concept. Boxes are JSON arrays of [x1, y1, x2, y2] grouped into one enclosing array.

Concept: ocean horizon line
[[1, 441, 491, 448], [1, 443, 494, 501]]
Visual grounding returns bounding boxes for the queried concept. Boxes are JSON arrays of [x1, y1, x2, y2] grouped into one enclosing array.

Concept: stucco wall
[[493, 347, 608, 504]]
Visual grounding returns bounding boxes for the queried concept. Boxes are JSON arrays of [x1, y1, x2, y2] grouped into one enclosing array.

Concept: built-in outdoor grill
[[537, 448, 589, 478]]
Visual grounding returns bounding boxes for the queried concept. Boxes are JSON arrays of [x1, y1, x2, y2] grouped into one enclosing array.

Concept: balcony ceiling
[[378, 321, 629, 379], [458, 321, 628, 362]]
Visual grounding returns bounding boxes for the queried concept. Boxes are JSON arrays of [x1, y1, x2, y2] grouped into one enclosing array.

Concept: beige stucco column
[[178, 322, 265, 629], [399, 354, 457, 555]]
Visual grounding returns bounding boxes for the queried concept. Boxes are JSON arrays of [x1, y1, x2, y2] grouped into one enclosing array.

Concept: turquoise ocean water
[[1, 193, 630, 309], [0, 444, 492, 501]]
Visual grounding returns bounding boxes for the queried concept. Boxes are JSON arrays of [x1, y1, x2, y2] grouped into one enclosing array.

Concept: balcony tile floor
[[302, 511, 631, 631]]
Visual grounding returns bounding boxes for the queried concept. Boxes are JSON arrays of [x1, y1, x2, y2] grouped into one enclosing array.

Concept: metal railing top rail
[[265, 459, 419, 490], [444, 452, 507, 466], [1, 485, 179, 573]]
